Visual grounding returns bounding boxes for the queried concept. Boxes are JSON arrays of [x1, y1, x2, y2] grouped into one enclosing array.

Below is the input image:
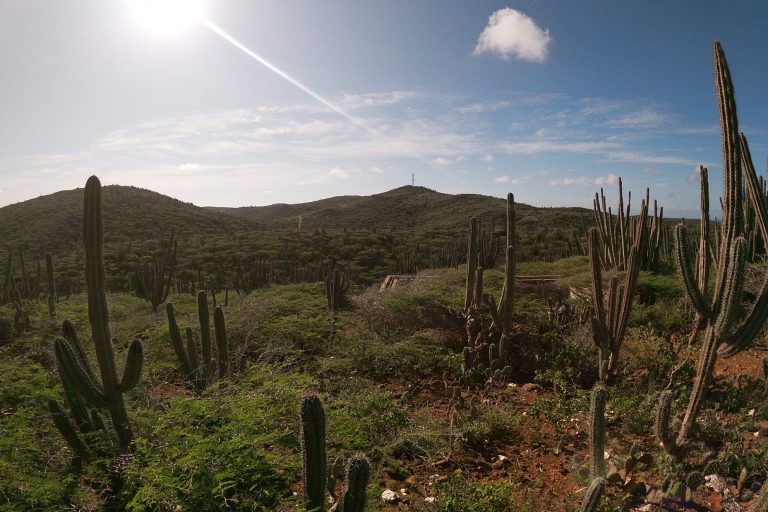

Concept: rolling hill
[[0, 184, 591, 288]]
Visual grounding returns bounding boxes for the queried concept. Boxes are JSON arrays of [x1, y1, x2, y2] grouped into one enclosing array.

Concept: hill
[[209, 185, 589, 233], [0, 184, 591, 289]]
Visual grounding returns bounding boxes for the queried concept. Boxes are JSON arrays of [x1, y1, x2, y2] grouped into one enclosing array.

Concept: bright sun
[[128, 0, 206, 36]]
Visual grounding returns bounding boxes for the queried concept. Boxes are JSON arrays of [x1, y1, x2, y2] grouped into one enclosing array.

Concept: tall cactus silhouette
[[588, 196, 648, 382], [50, 176, 143, 453], [656, 42, 768, 457]]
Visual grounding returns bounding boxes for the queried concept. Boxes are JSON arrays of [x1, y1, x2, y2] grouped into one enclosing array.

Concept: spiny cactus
[[588, 200, 647, 382], [589, 385, 607, 479], [45, 253, 55, 321], [132, 229, 177, 312], [300, 393, 370, 512], [579, 477, 606, 512], [166, 290, 228, 390], [461, 194, 516, 375], [49, 321, 106, 458], [334, 453, 370, 512], [325, 264, 349, 313], [50, 176, 143, 453], [300, 392, 327, 511], [464, 217, 479, 311], [657, 42, 768, 458]]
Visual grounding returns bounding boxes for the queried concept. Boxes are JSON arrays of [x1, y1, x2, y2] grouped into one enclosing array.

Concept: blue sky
[[1, 1, 767, 217]]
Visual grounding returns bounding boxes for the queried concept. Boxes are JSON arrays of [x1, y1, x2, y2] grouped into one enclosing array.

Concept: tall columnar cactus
[[166, 290, 228, 390], [591, 179, 664, 272], [464, 217, 479, 311], [51, 176, 143, 453], [132, 229, 177, 312], [588, 199, 648, 382], [45, 252, 56, 320], [335, 453, 370, 512], [686, 167, 712, 346], [461, 194, 516, 374], [2, 248, 13, 304], [589, 385, 607, 479], [325, 265, 349, 313], [214, 305, 228, 379], [300, 393, 370, 512], [656, 42, 768, 458], [300, 393, 327, 511], [580, 385, 607, 512]]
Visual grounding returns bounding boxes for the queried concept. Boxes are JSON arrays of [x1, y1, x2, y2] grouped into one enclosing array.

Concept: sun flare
[[128, 0, 206, 36]]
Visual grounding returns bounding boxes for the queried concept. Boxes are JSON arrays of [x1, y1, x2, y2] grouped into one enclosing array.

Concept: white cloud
[[368, 166, 384, 174], [549, 174, 620, 187], [178, 163, 202, 171], [339, 91, 419, 109], [609, 108, 667, 128], [482, 153, 494, 162], [457, 100, 511, 114], [643, 167, 662, 176], [473, 8, 552, 63], [328, 167, 349, 178], [431, 157, 453, 166], [495, 175, 509, 184]]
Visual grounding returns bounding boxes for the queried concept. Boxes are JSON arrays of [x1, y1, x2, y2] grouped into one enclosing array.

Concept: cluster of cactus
[[395, 243, 420, 274], [656, 42, 768, 459], [591, 179, 667, 272], [300, 393, 370, 512], [131, 229, 177, 312], [588, 198, 648, 382], [50, 176, 144, 454], [461, 193, 516, 376], [234, 255, 271, 294], [656, 471, 704, 503], [166, 290, 228, 391], [2, 248, 46, 304], [580, 385, 607, 512], [325, 263, 349, 313]]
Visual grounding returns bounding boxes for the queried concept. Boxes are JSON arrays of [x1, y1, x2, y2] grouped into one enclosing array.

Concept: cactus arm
[[214, 306, 228, 379], [719, 277, 768, 357], [741, 134, 768, 242], [48, 400, 90, 458], [674, 225, 712, 318], [119, 340, 144, 392], [713, 237, 746, 338], [54, 337, 107, 408], [166, 303, 195, 376]]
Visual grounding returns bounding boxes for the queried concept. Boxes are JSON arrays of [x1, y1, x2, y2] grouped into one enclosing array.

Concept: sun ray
[[199, 18, 368, 131]]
